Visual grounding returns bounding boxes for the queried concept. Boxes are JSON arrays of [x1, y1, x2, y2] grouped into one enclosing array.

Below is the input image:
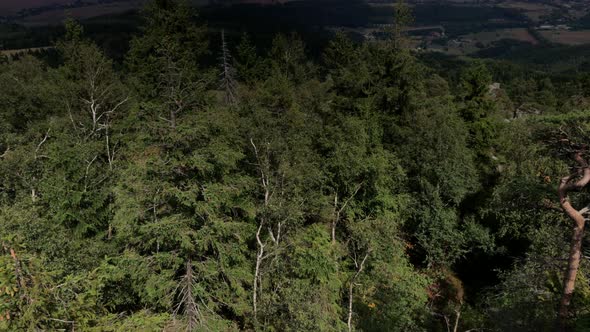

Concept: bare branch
[[84, 155, 98, 192], [332, 182, 363, 243], [339, 182, 364, 215], [35, 129, 51, 159], [173, 259, 204, 331], [348, 249, 371, 332], [253, 219, 266, 320]]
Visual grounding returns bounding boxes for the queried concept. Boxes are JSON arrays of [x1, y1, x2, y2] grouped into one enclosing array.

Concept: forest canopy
[[2, 0, 590, 331]]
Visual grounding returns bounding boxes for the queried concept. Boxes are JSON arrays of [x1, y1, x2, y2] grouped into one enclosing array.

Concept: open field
[[496, 1, 556, 22], [496, 0, 590, 24], [540, 30, 590, 45], [422, 28, 538, 56], [465, 28, 538, 45]]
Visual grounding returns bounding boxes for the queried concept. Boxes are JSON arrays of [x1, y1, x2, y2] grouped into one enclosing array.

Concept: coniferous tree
[[3, 1, 590, 330], [126, 0, 209, 129]]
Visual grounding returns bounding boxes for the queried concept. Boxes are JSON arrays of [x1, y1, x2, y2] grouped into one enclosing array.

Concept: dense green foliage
[[2, 1, 590, 331]]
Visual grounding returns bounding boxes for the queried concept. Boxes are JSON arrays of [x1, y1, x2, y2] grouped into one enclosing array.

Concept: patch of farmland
[[437, 28, 539, 55], [497, 1, 556, 22], [467, 28, 538, 45], [540, 30, 590, 45]]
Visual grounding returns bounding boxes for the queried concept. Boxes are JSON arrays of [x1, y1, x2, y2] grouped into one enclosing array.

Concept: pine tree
[[126, 0, 209, 129]]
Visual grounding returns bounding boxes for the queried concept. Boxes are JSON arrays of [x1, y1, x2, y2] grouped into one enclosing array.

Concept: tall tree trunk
[[347, 278, 355, 332], [253, 220, 265, 321], [332, 193, 339, 244], [452, 308, 461, 332], [347, 251, 369, 332], [250, 138, 269, 323], [557, 152, 590, 330], [184, 259, 199, 331], [558, 219, 585, 325], [174, 259, 201, 331]]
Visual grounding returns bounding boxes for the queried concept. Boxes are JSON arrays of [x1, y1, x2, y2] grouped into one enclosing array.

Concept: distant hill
[[0, 0, 221, 24], [0, 1, 88, 15], [0, 0, 149, 26]]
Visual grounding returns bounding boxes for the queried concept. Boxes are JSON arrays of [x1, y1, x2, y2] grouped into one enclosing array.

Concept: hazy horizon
[[0, 0, 104, 14]]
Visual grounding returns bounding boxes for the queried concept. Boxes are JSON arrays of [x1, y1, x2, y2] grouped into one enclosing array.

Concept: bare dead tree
[[79, 60, 128, 136], [253, 217, 265, 321], [59, 26, 127, 150], [249, 138, 285, 322], [219, 30, 237, 106], [105, 118, 115, 171], [174, 259, 203, 332], [34, 129, 50, 160], [347, 246, 370, 332], [68, 51, 128, 175], [250, 138, 269, 321], [557, 150, 590, 330]]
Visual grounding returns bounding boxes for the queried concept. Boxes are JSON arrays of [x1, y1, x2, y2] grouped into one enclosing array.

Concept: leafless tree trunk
[[34, 129, 50, 160], [219, 30, 237, 106], [83, 155, 98, 192], [250, 138, 270, 321], [253, 219, 265, 320], [557, 151, 590, 330], [77, 62, 128, 174], [29, 129, 51, 202], [80, 65, 128, 136], [332, 193, 339, 243], [174, 259, 202, 332], [347, 250, 370, 332], [105, 117, 118, 171], [249, 138, 287, 324], [453, 308, 461, 332], [430, 309, 461, 332]]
